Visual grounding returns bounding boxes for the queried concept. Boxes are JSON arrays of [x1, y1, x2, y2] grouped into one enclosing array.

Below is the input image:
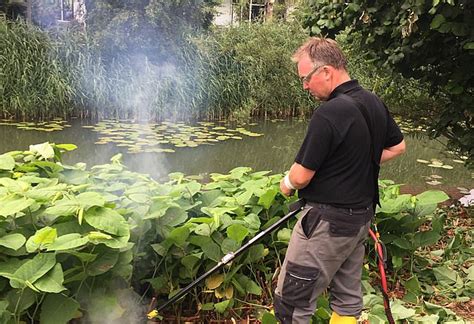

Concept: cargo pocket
[[281, 261, 319, 307], [328, 221, 361, 237]]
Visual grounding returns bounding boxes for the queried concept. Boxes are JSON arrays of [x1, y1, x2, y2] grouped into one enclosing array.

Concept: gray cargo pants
[[274, 203, 373, 324]]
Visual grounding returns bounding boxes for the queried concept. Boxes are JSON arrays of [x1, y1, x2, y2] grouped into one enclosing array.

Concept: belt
[[305, 201, 373, 224]]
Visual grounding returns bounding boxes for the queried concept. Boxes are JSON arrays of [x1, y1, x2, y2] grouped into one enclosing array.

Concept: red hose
[[368, 228, 394, 324]]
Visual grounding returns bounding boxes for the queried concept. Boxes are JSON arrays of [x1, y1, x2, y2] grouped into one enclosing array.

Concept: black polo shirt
[[295, 79, 403, 208]]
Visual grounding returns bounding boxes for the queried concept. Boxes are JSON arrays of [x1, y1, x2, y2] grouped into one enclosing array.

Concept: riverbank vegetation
[[0, 143, 472, 323], [1, 20, 438, 122]]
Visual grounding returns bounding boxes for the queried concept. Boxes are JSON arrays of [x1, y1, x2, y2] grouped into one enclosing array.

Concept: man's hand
[[280, 178, 295, 196]]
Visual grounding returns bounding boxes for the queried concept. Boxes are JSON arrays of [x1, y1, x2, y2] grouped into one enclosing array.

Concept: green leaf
[[277, 228, 292, 243], [464, 42, 474, 50], [245, 244, 265, 263], [86, 247, 119, 276], [221, 238, 239, 254], [181, 254, 201, 272], [34, 263, 66, 293], [0, 195, 35, 217], [0, 233, 26, 250], [433, 266, 460, 287], [430, 14, 445, 29], [10, 253, 56, 288], [405, 275, 421, 294], [415, 190, 449, 205], [40, 294, 79, 324], [55, 144, 77, 151], [261, 312, 278, 324], [84, 207, 129, 236], [214, 299, 231, 313], [236, 190, 253, 205], [0, 154, 15, 170], [390, 300, 416, 320], [47, 233, 89, 251], [26, 227, 57, 253], [236, 274, 262, 295], [258, 189, 277, 209], [6, 288, 37, 313], [29, 142, 55, 160], [226, 224, 249, 243], [168, 226, 190, 246], [202, 241, 222, 262], [413, 230, 440, 248]]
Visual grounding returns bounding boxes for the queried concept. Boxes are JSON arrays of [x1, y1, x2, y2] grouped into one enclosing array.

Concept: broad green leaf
[[26, 227, 57, 253], [47, 233, 89, 251], [258, 189, 277, 209], [194, 223, 211, 236], [40, 294, 79, 324], [405, 275, 421, 294], [26, 184, 67, 201], [202, 241, 222, 262], [236, 190, 253, 205], [236, 275, 262, 295], [0, 233, 26, 250], [0, 178, 29, 192], [75, 192, 106, 209], [214, 299, 231, 313], [245, 244, 265, 263], [464, 42, 474, 50], [0, 195, 35, 217], [433, 266, 461, 288], [56, 143, 77, 151], [86, 247, 119, 276], [430, 14, 445, 29], [167, 226, 190, 246], [378, 194, 411, 214], [413, 230, 440, 248], [415, 190, 449, 205], [0, 258, 29, 279], [181, 254, 201, 272], [29, 142, 55, 159], [390, 299, 416, 320], [277, 228, 292, 243], [261, 312, 278, 324], [84, 207, 129, 236], [10, 253, 56, 288], [206, 273, 224, 289], [0, 154, 15, 170], [6, 288, 37, 313], [226, 224, 249, 243], [34, 263, 66, 293], [221, 238, 239, 254]]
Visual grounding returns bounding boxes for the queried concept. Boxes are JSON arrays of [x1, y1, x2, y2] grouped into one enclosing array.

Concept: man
[[274, 38, 406, 324]]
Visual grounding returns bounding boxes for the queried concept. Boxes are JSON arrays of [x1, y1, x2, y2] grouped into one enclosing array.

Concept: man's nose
[[303, 82, 309, 90]]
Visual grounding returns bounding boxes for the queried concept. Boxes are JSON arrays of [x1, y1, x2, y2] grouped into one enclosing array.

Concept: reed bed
[[0, 20, 436, 121]]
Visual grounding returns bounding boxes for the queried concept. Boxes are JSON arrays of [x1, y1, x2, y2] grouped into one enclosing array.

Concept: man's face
[[297, 55, 330, 101]]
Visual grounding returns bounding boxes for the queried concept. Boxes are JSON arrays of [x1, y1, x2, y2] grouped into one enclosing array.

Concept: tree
[[300, 0, 473, 163], [84, 0, 220, 62]]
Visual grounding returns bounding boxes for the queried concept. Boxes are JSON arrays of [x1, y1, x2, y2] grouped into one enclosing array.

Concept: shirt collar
[[328, 79, 361, 100]]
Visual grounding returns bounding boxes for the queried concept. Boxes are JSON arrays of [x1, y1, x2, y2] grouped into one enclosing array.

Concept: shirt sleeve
[[384, 107, 404, 148], [295, 112, 338, 171]]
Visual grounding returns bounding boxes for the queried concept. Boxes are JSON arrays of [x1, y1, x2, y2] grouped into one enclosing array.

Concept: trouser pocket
[[301, 208, 321, 239], [281, 261, 319, 307], [328, 221, 361, 237]]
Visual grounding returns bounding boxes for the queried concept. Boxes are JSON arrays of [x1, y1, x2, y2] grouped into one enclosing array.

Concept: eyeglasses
[[301, 64, 325, 83]]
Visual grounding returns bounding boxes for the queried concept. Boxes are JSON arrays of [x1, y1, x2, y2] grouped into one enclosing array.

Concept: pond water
[[0, 119, 472, 194]]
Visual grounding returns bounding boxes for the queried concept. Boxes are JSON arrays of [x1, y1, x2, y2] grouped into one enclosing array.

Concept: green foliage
[[299, 0, 474, 164], [0, 142, 471, 322]]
